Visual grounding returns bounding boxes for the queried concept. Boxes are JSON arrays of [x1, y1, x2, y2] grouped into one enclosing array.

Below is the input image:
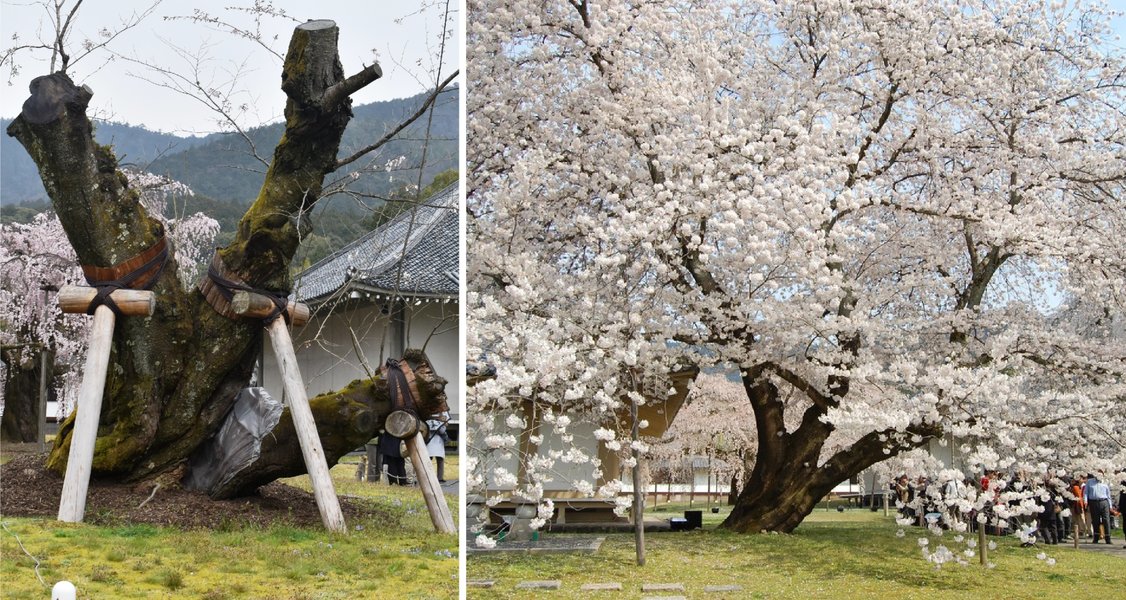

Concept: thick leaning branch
[[219, 19, 373, 290], [208, 379, 389, 498], [206, 347, 450, 497], [6, 74, 165, 269], [6, 72, 200, 475]]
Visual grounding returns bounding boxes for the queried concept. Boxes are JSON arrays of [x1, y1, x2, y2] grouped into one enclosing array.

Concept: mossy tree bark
[[4, 20, 427, 492]]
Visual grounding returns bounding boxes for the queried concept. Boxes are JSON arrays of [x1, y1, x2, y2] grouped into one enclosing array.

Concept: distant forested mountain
[[1, 121, 212, 203], [1, 86, 458, 209], [2, 86, 458, 267]]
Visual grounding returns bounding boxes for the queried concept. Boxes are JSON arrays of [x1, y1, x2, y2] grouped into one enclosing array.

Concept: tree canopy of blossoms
[[467, 0, 1126, 536]]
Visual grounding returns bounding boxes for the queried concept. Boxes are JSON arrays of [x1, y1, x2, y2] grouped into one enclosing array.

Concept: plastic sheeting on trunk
[[185, 387, 282, 495]]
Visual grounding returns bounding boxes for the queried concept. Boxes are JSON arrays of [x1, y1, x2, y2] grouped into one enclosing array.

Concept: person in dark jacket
[[379, 431, 409, 485], [1037, 486, 1060, 545], [1119, 479, 1126, 549]]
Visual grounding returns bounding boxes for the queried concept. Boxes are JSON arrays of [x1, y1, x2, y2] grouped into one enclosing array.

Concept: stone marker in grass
[[516, 580, 562, 590], [581, 582, 623, 591], [641, 583, 685, 592], [467, 580, 495, 588]]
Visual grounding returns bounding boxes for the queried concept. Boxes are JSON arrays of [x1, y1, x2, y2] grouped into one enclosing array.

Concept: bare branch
[[334, 69, 459, 171], [111, 40, 269, 167], [322, 62, 383, 109]]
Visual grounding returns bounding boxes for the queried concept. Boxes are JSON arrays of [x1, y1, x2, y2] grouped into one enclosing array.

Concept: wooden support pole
[[57, 305, 115, 523], [57, 286, 155, 523], [231, 291, 310, 327], [264, 317, 346, 532], [38, 349, 48, 452], [405, 432, 456, 534]]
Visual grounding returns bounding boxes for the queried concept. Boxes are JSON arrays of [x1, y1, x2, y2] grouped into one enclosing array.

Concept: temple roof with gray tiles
[[292, 182, 458, 304]]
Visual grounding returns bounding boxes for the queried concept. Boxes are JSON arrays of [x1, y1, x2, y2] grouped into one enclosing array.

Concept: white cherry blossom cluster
[[124, 170, 219, 286]]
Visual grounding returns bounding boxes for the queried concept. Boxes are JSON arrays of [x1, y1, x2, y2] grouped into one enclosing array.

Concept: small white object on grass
[[52, 580, 76, 600]]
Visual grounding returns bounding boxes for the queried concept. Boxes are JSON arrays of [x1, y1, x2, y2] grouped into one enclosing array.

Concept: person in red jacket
[[1070, 478, 1089, 539]]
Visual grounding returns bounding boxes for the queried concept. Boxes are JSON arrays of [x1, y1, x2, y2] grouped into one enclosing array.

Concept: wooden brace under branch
[[58, 285, 155, 316], [230, 290, 310, 327]]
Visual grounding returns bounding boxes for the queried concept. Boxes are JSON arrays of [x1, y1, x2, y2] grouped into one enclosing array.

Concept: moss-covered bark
[[205, 349, 448, 498], [7, 20, 396, 492]]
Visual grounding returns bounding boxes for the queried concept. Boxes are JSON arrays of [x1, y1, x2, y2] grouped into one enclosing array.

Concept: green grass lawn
[[468, 503, 1124, 599], [1, 455, 459, 599]]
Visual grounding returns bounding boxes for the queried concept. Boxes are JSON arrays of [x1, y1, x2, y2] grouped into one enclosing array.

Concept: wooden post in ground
[[56, 285, 155, 523], [38, 349, 49, 452], [1074, 523, 1079, 549], [405, 433, 456, 533], [631, 396, 646, 566], [978, 524, 987, 566], [232, 291, 344, 532]]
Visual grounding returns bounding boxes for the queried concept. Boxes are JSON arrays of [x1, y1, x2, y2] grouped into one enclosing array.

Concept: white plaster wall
[[403, 301, 460, 419]]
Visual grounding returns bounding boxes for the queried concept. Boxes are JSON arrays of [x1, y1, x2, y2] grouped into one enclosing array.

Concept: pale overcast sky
[[0, 1, 1120, 134], [0, 0, 459, 135]]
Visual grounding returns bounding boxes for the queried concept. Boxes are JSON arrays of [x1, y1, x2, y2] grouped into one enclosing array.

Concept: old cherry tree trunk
[[5, 20, 442, 490]]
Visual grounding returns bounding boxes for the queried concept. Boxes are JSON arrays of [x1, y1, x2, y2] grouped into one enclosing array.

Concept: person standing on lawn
[[379, 431, 409, 486], [1037, 483, 1060, 545], [1085, 472, 1113, 544], [1118, 478, 1126, 548], [425, 412, 450, 483], [1070, 477, 1089, 539]]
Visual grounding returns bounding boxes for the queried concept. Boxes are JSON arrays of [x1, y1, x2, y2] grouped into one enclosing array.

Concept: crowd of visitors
[[892, 469, 1125, 548]]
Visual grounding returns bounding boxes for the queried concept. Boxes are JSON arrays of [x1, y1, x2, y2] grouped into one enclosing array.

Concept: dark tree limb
[[323, 63, 383, 110], [202, 348, 449, 498]]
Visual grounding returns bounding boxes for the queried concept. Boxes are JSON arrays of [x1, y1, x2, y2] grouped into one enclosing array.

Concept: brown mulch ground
[[0, 453, 380, 529]]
